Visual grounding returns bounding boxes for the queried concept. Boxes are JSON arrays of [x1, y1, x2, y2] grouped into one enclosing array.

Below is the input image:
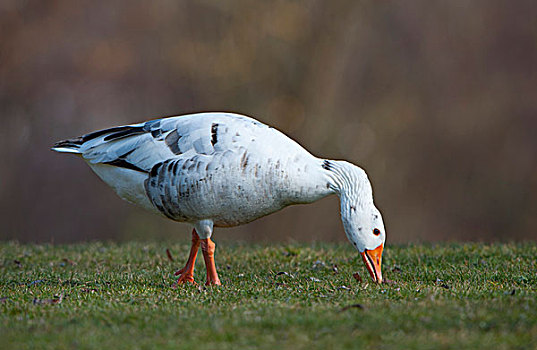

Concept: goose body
[[53, 112, 386, 285]]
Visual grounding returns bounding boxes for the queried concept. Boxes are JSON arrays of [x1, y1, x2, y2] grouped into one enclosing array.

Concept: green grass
[[1, 241, 536, 349]]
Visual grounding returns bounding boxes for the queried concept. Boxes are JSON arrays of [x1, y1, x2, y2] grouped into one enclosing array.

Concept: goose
[[52, 112, 386, 285]]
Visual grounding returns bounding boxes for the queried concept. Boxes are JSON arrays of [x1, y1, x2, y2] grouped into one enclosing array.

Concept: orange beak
[[360, 243, 383, 283]]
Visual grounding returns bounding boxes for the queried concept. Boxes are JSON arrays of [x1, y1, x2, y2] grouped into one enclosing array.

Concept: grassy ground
[[0, 241, 535, 349]]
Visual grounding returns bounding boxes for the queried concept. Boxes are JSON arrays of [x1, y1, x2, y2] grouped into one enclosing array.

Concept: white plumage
[[53, 112, 386, 285]]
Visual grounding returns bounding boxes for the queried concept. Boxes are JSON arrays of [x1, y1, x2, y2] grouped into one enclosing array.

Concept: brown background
[[1, 1, 536, 244]]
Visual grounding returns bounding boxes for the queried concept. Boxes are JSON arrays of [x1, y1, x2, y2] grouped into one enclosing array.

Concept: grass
[[0, 241, 536, 349]]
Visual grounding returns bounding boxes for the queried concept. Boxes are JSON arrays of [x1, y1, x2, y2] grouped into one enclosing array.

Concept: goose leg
[[200, 238, 221, 285], [172, 229, 200, 287]]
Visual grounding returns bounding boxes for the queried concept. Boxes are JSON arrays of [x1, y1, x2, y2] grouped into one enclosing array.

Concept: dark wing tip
[[52, 137, 83, 149], [79, 125, 146, 143], [103, 159, 148, 173], [102, 126, 145, 142]]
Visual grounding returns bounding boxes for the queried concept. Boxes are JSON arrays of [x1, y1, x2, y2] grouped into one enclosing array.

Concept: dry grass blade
[[352, 272, 363, 283], [166, 249, 174, 262], [33, 294, 63, 305], [340, 304, 365, 311]]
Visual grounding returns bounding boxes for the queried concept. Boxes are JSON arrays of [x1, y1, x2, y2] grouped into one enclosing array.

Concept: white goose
[[52, 112, 386, 285]]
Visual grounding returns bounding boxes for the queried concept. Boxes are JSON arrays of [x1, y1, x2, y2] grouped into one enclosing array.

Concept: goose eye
[[373, 228, 381, 236]]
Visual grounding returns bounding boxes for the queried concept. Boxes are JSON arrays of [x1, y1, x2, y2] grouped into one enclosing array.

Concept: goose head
[[342, 203, 385, 283], [326, 160, 386, 283]]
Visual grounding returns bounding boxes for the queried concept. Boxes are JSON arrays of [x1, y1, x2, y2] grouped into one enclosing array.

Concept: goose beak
[[360, 243, 383, 283]]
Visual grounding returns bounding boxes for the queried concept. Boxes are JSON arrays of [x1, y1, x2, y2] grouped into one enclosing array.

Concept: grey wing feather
[[74, 113, 266, 173]]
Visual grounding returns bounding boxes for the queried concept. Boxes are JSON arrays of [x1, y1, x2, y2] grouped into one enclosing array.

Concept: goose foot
[[172, 229, 200, 287], [201, 238, 221, 285]]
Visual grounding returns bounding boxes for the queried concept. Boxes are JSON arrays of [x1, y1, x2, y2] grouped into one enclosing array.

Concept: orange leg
[[172, 229, 200, 287], [200, 238, 221, 285]]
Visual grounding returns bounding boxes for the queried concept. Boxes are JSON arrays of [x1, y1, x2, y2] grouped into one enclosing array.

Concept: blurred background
[[1, 0, 536, 244]]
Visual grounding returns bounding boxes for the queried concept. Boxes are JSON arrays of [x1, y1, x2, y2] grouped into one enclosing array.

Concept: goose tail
[[51, 137, 83, 154]]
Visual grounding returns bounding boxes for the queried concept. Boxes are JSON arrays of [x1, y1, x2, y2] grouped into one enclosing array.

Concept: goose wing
[[64, 112, 272, 173]]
